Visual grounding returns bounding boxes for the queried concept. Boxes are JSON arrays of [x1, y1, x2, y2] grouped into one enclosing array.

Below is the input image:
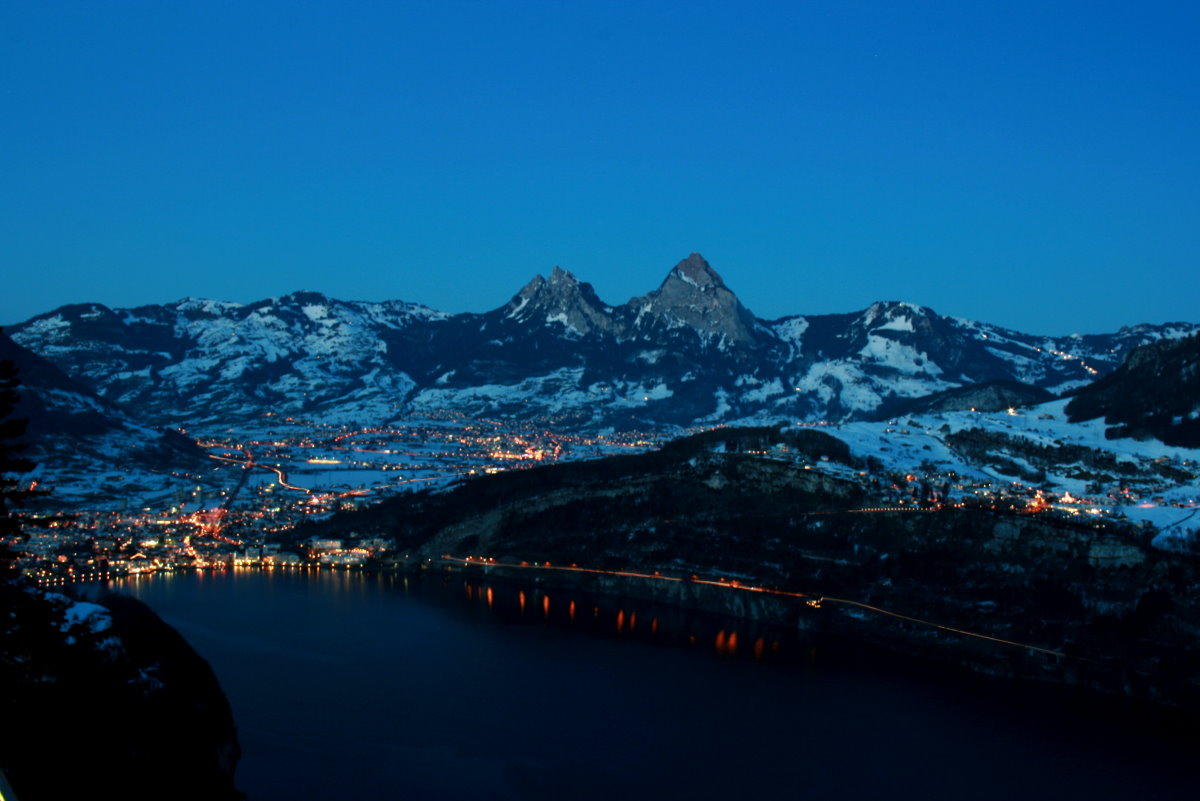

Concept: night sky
[[2, 1, 1197, 335]]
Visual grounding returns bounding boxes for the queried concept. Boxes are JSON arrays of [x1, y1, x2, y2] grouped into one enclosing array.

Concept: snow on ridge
[[59, 601, 112, 634], [796, 362, 882, 412], [643, 382, 673, 401], [793, 358, 956, 417], [741, 377, 785, 403], [545, 312, 583, 337], [674, 268, 700, 288], [772, 317, 809, 347], [302, 304, 330, 322], [16, 314, 71, 341], [876, 316, 915, 333], [635, 350, 665, 365], [174, 298, 246, 315], [859, 334, 942, 376], [506, 295, 531, 319]]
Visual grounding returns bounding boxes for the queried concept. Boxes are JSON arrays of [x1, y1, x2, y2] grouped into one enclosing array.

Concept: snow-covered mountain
[[9, 254, 1198, 431], [9, 293, 445, 425], [0, 329, 210, 506]]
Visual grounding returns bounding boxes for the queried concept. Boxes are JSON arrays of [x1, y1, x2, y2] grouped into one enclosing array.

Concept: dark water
[[118, 570, 1196, 801]]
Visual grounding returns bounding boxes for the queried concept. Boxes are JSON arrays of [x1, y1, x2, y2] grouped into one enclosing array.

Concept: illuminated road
[[806, 596, 1069, 658], [442, 555, 1071, 660], [208, 448, 312, 494]]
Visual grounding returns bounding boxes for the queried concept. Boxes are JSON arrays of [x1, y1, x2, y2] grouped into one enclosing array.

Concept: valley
[[4, 254, 1200, 710]]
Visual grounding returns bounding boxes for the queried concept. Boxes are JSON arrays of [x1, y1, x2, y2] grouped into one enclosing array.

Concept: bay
[[119, 570, 1195, 801]]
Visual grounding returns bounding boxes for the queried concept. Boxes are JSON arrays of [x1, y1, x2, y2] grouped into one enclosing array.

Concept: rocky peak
[[664, 252, 726, 290], [503, 267, 615, 337], [626, 253, 758, 348]]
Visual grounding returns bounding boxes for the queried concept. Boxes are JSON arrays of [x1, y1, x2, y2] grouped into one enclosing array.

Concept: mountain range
[[7, 253, 1198, 432]]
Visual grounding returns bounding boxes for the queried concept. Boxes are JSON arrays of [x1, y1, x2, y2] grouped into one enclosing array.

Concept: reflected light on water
[[439, 578, 780, 667]]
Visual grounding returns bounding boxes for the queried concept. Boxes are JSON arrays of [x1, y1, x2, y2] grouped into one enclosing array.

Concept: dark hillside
[[290, 426, 1200, 707], [1066, 333, 1200, 447]]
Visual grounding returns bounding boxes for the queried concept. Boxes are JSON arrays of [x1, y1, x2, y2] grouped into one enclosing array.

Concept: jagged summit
[[11, 251, 1198, 431], [499, 254, 757, 345], [628, 253, 759, 347], [504, 266, 614, 337], [662, 252, 726, 290]]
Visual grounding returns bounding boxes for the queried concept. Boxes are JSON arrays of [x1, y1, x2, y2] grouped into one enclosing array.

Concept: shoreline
[[422, 556, 1200, 719]]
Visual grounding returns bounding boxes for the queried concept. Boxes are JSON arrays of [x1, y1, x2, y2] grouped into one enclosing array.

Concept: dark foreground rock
[[0, 581, 242, 801]]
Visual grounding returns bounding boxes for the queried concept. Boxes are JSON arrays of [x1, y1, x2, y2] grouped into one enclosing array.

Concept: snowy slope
[[9, 255, 1198, 431], [825, 398, 1200, 549]]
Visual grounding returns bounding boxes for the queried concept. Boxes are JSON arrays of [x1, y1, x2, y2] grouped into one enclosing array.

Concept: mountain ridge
[[9, 254, 1199, 431]]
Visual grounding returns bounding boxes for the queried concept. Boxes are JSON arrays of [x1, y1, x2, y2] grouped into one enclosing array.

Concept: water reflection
[[169, 570, 848, 673], [713, 629, 740, 656], [440, 574, 797, 668], [110, 570, 1198, 801]]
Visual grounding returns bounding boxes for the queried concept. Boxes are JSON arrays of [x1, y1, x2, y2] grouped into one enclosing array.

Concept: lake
[[118, 569, 1196, 801]]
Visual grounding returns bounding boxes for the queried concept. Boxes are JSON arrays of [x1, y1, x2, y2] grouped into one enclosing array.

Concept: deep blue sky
[[2, 1, 1197, 335]]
